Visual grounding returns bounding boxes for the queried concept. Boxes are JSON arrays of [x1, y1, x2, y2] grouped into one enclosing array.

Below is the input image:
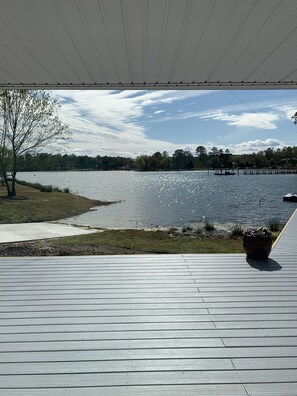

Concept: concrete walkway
[[0, 223, 98, 243]]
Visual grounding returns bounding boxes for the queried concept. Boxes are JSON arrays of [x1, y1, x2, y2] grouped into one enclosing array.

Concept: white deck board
[[0, 384, 248, 395], [0, 210, 297, 394], [273, 209, 297, 254]]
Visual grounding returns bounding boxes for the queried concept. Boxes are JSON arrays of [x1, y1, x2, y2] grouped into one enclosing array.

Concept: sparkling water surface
[[18, 171, 297, 229]]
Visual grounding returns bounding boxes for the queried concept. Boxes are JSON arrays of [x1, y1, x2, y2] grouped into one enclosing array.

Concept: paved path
[[0, 223, 97, 243]]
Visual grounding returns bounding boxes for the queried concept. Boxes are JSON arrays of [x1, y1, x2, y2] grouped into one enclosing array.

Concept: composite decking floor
[[273, 208, 297, 255], [0, 210, 296, 395]]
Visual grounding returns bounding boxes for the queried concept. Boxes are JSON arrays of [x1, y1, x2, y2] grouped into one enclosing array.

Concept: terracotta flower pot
[[243, 235, 273, 260]]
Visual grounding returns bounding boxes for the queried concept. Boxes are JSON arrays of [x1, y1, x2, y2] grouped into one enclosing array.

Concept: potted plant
[[243, 227, 272, 260]]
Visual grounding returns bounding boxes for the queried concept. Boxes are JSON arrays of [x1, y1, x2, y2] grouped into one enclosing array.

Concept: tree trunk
[[10, 171, 16, 197], [1, 171, 12, 197]]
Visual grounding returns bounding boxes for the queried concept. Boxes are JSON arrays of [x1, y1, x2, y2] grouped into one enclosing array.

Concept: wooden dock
[[0, 211, 297, 395], [242, 169, 297, 175], [212, 168, 297, 175]]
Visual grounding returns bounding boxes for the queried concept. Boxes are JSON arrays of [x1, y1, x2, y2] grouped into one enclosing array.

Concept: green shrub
[[266, 218, 282, 232], [204, 219, 215, 232], [182, 225, 193, 233], [16, 179, 69, 194], [229, 223, 244, 237], [195, 227, 202, 235], [40, 185, 53, 192]]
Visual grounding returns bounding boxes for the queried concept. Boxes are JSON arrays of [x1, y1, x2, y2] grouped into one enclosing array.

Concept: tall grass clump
[[182, 225, 193, 233], [16, 179, 69, 194], [204, 219, 215, 232], [266, 218, 282, 232], [229, 223, 244, 237]]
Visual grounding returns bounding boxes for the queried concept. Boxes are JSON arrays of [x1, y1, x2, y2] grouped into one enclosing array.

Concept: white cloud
[[157, 96, 297, 128], [225, 139, 285, 154], [51, 89, 213, 157], [199, 111, 278, 129], [198, 139, 285, 155], [156, 107, 280, 129], [275, 104, 297, 120], [48, 90, 294, 157]]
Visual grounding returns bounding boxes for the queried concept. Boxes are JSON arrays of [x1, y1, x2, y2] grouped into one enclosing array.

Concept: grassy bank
[[36, 229, 245, 255], [0, 184, 113, 223], [0, 229, 245, 256]]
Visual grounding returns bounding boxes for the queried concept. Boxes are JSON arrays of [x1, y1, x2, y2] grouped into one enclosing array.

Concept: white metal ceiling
[[1, 0, 297, 89]]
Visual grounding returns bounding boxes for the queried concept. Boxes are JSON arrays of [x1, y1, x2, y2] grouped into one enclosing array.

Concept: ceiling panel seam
[[10, 0, 69, 83], [53, 0, 95, 83], [142, 0, 148, 83], [0, 1, 52, 83], [244, 2, 297, 81], [0, 41, 33, 83], [256, 36, 297, 82], [0, 62, 22, 84], [257, 34, 297, 82], [75, 0, 107, 83], [168, 0, 192, 82], [0, 35, 36, 84], [31, 0, 81, 82], [156, 0, 170, 83], [97, 0, 120, 83], [280, 62, 297, 82], [198, 0, 238, 81], [220, 0, 282, 82], [206, 0, 258, 82], [182, 0, 216, 82], [120, 0, 133, 83]]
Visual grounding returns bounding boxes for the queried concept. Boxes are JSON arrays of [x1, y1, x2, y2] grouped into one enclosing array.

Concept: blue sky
[[52, 89, 297, 157]]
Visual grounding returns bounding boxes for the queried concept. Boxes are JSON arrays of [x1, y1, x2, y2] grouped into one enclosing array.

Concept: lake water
[[18, 171, 297, 229]]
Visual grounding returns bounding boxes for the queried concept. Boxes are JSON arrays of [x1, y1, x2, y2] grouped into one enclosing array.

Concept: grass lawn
[[47, 229, 245, 254], [0, 184, 111, 223]]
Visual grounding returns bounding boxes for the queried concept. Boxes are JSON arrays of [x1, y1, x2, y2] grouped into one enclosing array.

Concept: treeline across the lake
[[18, 153, 134, 171], [17, 146, 297, 172]]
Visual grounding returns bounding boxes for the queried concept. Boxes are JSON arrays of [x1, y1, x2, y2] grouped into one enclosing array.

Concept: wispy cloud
[[275, 104, 297, 120], [49, 90, 295, 157], [199, 111, 279, 129], [156, 96, 297, 128], [157, 108, 280, 129], [52, 90, 213, 156]]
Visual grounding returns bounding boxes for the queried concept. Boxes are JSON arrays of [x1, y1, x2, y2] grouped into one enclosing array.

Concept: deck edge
[[272, 208, 297, 249]]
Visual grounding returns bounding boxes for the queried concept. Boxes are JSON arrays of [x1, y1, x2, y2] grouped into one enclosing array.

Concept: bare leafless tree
[[0, 90, 69, 197]]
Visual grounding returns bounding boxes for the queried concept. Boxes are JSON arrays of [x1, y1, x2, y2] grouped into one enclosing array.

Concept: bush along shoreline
[[16, 179, 70, 193]]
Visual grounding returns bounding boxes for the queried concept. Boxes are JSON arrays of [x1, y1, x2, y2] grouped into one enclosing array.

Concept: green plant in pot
[[243, 227, 272, 260]]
